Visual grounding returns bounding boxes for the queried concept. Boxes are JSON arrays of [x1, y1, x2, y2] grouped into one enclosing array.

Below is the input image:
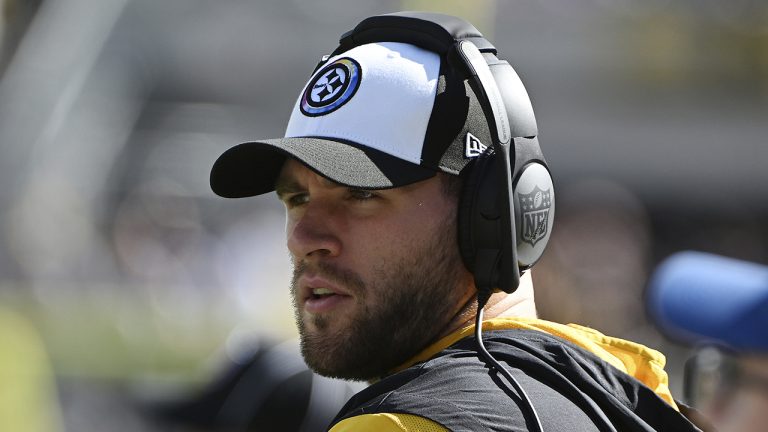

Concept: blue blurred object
[[647, 251, 768, 351]]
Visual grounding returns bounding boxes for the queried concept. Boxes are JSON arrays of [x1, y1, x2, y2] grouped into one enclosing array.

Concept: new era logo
[[465, 133, 487, 158]]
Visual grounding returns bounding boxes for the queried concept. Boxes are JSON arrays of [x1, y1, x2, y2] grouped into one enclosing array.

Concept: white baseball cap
[[210, 40, 494, 198]]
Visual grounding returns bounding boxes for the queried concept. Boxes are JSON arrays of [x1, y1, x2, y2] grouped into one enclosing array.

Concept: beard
[[290, 213, 468, 381]]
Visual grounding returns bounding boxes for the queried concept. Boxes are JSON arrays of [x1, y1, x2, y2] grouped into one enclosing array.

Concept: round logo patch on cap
[[300, 57, 361, 117]]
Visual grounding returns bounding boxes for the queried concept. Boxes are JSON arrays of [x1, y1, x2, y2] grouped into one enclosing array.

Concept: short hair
[[440, 173, 463, 199]]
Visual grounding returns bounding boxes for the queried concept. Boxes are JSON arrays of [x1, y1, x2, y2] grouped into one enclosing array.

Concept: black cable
[[475, 291, 544, 432]]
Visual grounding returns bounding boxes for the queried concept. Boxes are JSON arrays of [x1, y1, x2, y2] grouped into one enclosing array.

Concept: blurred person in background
[[211, 12, 701, 431], [146, 338, 361, 432], [648, 251, 768, 432]]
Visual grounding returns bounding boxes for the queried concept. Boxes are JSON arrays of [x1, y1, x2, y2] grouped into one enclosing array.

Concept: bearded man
[[211, 11, 701, 432]]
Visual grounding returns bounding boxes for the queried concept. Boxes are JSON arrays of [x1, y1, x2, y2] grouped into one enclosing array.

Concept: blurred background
[[0, 0, 766, 430]]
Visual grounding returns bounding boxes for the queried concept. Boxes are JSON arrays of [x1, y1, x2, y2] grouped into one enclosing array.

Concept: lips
[[299, 275, 353, 314]]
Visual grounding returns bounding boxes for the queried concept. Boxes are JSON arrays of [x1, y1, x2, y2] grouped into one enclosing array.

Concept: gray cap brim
[[210, 137, 437, 198]]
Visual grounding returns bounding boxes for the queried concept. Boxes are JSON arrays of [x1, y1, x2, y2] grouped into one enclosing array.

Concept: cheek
[[340, 219, 417, 272], [352, 213, 443, 258], [345, 221, 401, 254], [338, 195, 457, 271]]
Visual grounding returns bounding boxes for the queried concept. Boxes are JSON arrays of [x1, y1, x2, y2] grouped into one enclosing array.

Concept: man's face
[[276, 159, 473, 380]]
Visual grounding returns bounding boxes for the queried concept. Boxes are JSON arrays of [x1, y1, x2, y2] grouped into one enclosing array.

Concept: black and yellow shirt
[[327, 318, 699, 431]]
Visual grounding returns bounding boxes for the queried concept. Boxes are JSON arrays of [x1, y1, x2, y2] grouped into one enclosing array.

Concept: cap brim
[[210, 137, 437, 198]]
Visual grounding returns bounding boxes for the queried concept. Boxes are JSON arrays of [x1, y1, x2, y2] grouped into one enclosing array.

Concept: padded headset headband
[[331, 12, 497, 57]]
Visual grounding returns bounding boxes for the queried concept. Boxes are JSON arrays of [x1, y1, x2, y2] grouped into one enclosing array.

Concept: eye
[[283, 193, 309, 208], [348, 189, 377, 201]]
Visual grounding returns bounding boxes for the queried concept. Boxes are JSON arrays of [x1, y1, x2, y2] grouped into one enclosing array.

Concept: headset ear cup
[[513, 162, 555, 269], [457, 147, 496, 276], [457, 164, 478, 274]]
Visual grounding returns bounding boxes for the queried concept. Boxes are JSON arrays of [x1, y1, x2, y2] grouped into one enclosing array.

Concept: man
[[211, 12, 699, 431], [649, 251, 768, 432]]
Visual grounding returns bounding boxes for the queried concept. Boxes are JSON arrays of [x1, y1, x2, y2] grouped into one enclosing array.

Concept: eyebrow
[[274, 173, 345, 199], [274, 178, 303, 200]]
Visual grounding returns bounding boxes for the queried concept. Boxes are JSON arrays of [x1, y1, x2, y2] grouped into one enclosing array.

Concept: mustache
[[291, 260, 366, 294]]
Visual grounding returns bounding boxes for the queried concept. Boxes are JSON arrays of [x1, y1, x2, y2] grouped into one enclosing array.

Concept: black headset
[[323, 11, 555, 431], [324, 12, 555, 296]]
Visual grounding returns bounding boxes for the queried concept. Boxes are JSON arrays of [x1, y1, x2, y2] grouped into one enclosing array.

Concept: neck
[[437, 271, 538, 340]]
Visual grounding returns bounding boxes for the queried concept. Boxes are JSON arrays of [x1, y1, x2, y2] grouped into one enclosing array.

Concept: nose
[[286, 201, 342, 260]]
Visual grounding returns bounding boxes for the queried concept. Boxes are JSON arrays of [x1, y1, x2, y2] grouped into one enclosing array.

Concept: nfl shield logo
[[519, 186, 552, 246]]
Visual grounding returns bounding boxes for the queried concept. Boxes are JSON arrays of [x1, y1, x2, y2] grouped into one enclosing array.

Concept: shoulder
[[329, 413, 447, 432], [332, 334, 602, 431]]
